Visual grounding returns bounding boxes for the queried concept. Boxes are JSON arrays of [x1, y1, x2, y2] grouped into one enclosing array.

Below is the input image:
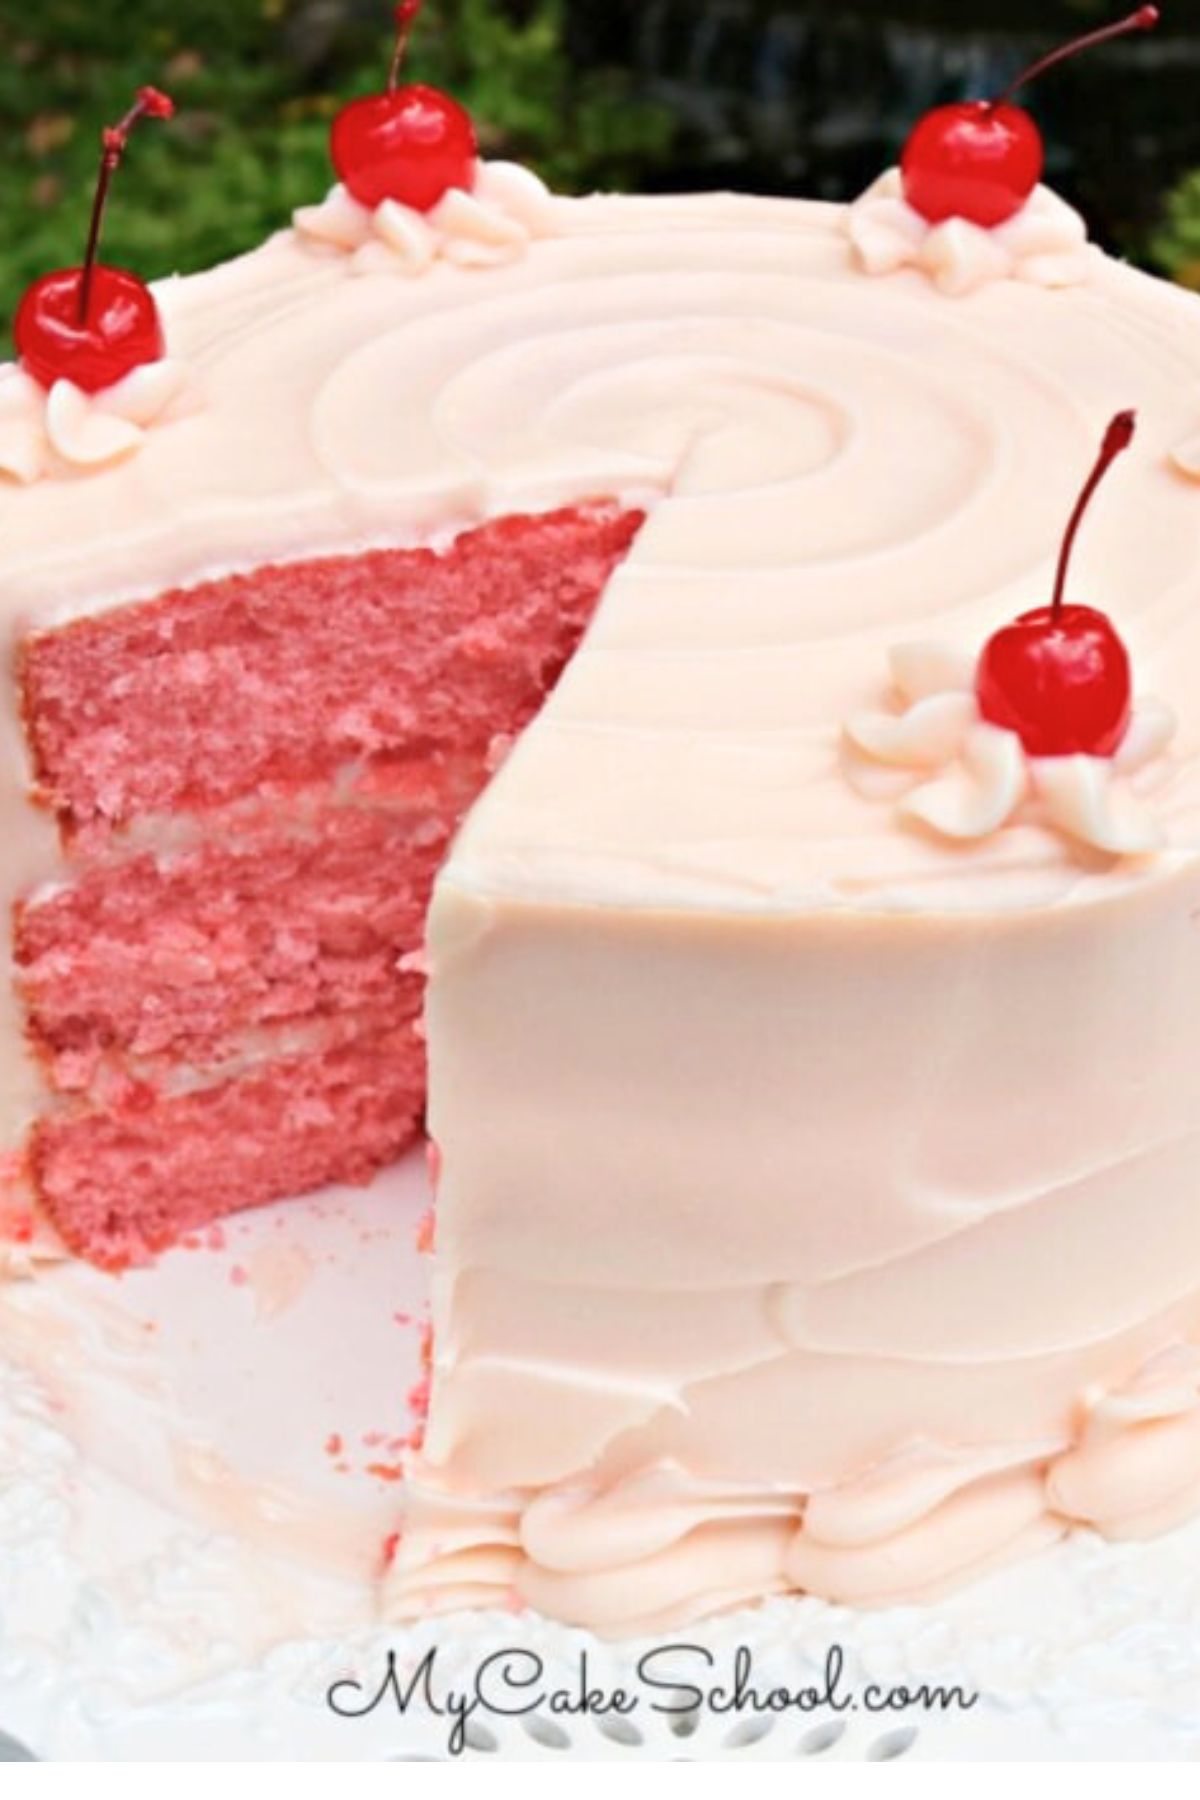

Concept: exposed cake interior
[[13, 502, 642, 1267]]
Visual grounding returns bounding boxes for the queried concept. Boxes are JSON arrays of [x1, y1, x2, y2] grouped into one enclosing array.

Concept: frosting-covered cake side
[[393, 875, 1200, 1629], [382, 206, 1200, 1629]]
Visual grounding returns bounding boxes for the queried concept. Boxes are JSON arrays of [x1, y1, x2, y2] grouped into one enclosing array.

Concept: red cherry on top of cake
[[976, 411, 1138, 759], [331, 0, 478, 213], [901, 6, 1159, 229], [14, 87, 175, 395]]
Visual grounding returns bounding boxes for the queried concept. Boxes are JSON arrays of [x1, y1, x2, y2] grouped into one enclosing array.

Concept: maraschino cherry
[[901, 6, 1159, 229], [14, 87, 175, 395], [976, 411, 1138, 759], [331, 1, 477, 213]]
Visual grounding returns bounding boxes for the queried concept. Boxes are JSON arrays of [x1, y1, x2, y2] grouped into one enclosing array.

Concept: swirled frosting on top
[[4, 189, 1200, 915], [847, 168, 1095, 296]]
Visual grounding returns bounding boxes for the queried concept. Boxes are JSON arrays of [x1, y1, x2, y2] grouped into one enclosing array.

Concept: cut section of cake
[[9, 504, 640, 1265]]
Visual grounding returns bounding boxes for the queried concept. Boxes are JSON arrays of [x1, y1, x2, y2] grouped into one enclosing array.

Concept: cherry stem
[[1051, 411, 1137, 622], [991, 5, 1159, 111], [388, 0, 423, 93], [78, 86, 174, 326]]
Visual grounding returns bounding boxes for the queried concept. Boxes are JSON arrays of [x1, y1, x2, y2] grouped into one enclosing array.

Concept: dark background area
[[576, 2, 1198, 246], [3, 0, 1200, 339]]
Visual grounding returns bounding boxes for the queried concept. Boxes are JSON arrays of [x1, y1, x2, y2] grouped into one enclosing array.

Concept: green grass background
[[0, 1, 673, 338]]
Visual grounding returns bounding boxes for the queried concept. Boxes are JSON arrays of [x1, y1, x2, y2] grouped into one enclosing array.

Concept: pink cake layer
[[16, 504, 644, 1266], [22, 505, 644, 837], [16, 771, 468, 1090], [32, 1024, 426, 1269]]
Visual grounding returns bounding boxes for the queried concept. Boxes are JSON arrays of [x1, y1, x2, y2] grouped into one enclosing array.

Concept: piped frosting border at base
[[389, 1338, 1200, 1633]]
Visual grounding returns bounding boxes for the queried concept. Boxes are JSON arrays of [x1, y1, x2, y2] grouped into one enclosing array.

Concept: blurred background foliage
[[2, 0, 1200, 339]]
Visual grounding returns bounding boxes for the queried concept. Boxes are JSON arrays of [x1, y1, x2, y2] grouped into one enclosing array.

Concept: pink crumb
[[325, 1432, 344, 1457], [230, 1264, 248, 1287]]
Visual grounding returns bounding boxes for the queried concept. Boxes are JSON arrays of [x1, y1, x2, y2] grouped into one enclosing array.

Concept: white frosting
[[391, 1328, 1200, 1628], [0, 359, 197, 485], [847, 168, 1095, 296], [845, 641, 1179, 856], [4, 191, 1200, 1631], [1171, 427, 1200, 482], [293, 160, 556, 276]]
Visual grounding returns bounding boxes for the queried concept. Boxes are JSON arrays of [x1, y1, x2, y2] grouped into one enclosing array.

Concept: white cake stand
[[2, 1154, 1199, 1763]]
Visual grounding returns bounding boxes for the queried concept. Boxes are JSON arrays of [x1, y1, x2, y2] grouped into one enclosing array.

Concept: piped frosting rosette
[[0, 358, 196, 485], [293, 159, 557, 276], [847, 168, 1095, 298], [845, 641, 1177, 856], [1171, 424, 1200, 483]]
